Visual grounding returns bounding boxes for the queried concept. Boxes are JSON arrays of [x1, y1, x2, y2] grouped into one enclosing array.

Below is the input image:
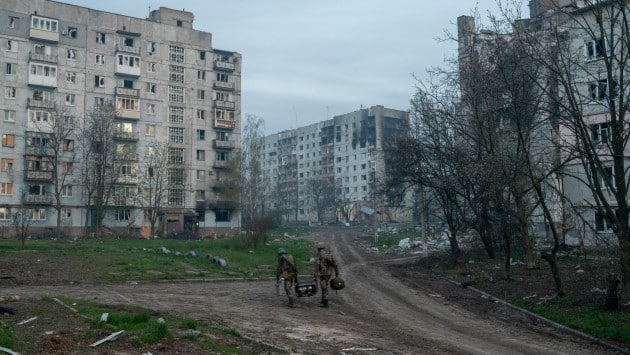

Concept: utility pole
[[372, 161, 377, 246]]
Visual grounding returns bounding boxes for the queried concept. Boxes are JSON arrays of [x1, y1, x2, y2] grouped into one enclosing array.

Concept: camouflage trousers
[[318, 275, 332, 300], [284, 273, 297, 305]]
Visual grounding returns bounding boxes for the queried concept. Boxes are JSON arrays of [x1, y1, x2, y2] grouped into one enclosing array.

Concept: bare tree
[[305, 171, 335, 223], [240, 114, 270, 232], [134, 142, 170, 236], [79, 101, 118, 237]]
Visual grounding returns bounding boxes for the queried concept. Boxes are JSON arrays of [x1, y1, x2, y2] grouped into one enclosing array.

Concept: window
[[196, 170, 205, 180], [116, 97, 139, 111], [61, 208, 72, 219], [29, 63, 56, 78], [148, 42, 156, 54], [66, 71, 76, 83], [589, 79, 617, 101], [585, 37, 612, 61], [117, 54, 141, 68], [146, 103, 155, 115], [168, 189, 185, 206], [29, 110, 53, 122], [146, 82, 156, 94], [169, 127, 184, 144], [0, 208, 10, 220], [197, 70, 206, 80], [595, 210, 614, 233], [96, 32, 106, 44], [217, 131, 229, 141], [63, 139, 74, 152], [65, 94, 75, 106], [199, 51, 206, 60], [94, 75, 105, 87], [61, 185, 73, 197], [169, 148, 185, 164], [168, 86, 184, 103], [147, 62, 157, 72], [122, 37, 134, 47], [591, 122, 611, 144], [197, 89, 205, 100], [31, 16, 58, 32], [94, 97, 104, 106], [67, 49, 76, 60], [6, 39, 17, 52], [196, 190, 205, 201], [169, 65, 184, 83], [8, 16, 16, 29], [4, 87, 16, 99], [168, 106, 184, 123], [95, 54, 105, 65], [0, 183, 12, 195], [216, 72, 229, 82], [29, 185, 46, 197], [196, 150, 205, 161], [66, 27, 77, 38], [62, 162, 73, 174], [1, 159, 13, 173], [6, 63, 15, 75], [176, 20, 183, 27], [214, 109, 235, 121], [2, 134, 15, 147], [216, 151, 229, 161], [141, 125, 154, 138], [29, 208, 46, 221], [197, 129, 205, 140], [169, 45, 185, 63], [197, 109, 206, 119], [116, 209, 131, 221], [601, 166, 616, 189]]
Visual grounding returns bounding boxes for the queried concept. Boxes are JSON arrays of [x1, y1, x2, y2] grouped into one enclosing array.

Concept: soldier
[[313, 242, 339, 308], [276, 247, 298, 308]]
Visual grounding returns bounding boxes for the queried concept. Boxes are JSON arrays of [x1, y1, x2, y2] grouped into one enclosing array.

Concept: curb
[[445, 279, 630, 355]]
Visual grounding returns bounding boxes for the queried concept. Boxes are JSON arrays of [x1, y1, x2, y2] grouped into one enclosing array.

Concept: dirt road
[[1, 228, 617, 354]]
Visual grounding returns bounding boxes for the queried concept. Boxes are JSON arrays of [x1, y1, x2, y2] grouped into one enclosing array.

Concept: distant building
[[0, 0, 241, 236], [261, 105, 413, 224]]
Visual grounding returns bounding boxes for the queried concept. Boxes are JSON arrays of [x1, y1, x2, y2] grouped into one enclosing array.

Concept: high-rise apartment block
[[261, 105, 412, 224], [0, 0, 241, 236]]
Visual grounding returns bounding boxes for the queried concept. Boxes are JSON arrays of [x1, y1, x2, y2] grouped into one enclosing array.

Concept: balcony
[[28, 73, 57, 88], [27, 98, 56, 110], [29, 51, 58, 64], [24, 194, 52, 204], [215, 100, 235, 110], [213, 160, 230, 169], [116, 109, 140, 120], [114, 130, 139, 141], [25, 146, 54, 156], [213, 139, 236, 149], [115, 153, 139, 162], [115, 63, 141, 77], [24, 170, 53, 181], [30, 29, 59, 43], [115, 87, 139, 97], [116, 175, 138, 185], [116, 44, 141, 55], [214, 119, 235, 130], [214, 60, 235, 71], [213, 81, 234, 91]]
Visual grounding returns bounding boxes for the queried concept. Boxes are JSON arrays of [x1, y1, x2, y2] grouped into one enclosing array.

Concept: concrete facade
[[0, 0, 241, 237], [261, 105, 412, 224]]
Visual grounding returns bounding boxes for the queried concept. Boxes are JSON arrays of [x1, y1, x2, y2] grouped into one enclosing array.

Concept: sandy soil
[[0, 227, 622, 354]]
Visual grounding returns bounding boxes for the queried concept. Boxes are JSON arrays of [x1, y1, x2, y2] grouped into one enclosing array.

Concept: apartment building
[[0, 0, 241, 236], [261, 105, 412, 224], [457, 0, 630, 246]]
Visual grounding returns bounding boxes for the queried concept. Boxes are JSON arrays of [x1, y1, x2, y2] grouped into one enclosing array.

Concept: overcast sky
[[58, 0, 527, 134]]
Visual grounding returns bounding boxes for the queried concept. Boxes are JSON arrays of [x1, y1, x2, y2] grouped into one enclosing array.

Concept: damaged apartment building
[[260, 105, 412, 225], [0, 0, 241, 236]]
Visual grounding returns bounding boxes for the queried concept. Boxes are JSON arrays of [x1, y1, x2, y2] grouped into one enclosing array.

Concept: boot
[[319, 299, 328, 308]]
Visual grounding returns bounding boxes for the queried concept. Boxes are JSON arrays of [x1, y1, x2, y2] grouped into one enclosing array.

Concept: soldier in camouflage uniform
[[313, 242, 339, 308], [276, 247, 298, 307]]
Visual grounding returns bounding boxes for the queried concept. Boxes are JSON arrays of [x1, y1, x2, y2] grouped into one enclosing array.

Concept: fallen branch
[[17, 317, 37, 325], [0, 296, 19, 302], [0, 345, 19, 355], [90, 330, 125, 347]]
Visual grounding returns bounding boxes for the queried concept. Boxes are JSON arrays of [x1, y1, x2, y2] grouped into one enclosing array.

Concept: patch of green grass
[[0, 326, 15, 349], [514, 298, 630, 343]]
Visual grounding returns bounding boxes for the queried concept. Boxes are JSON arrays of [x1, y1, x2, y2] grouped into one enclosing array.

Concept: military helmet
[[330, 277, 345, 290], [316, 242, 326, 249], [276, 247, 287, 255]]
